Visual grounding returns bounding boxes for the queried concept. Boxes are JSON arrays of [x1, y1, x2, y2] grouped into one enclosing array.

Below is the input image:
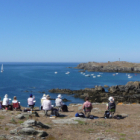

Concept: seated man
[[40, 94, 46, 110], [2, 94, 9, 109], [42, 95, 52, 116], [27, 94, 35, 110], [82, 97, 92, 118], [106, 96, 116, 117]]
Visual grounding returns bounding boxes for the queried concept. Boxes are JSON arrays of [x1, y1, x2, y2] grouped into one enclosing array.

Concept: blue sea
[[0, 62, 140, 107]]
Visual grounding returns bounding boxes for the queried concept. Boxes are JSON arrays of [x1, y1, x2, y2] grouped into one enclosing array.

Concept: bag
[[52, 108, 59, 117], [75, 113, 79, 117], [61, 105, 68, 112], [78, 112, 85, 118], [89, 115, 94, 119], [104, 111, 110, 118]]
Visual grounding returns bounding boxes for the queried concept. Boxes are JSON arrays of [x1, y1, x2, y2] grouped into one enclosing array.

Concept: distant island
[[76, 61, 140, 73]]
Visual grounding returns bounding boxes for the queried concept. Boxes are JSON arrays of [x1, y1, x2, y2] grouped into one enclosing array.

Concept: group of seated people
[[82, 96, 116, 118], [0, 94, 21, 110], [0, 93, 116, 118]]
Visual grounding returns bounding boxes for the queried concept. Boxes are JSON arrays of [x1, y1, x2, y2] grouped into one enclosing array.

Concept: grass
[[84, 128, 94, 133], [5, 128, 9, 131], [0, 116, 5, 119], [75, 120, 88, 125], [120, 138, 125, 140], [93, 121, 111, 127], [119, 133, 126, 136], [106, 129, 117, 133], [10, 118, 17, 124], [18, 120, 24, 124]]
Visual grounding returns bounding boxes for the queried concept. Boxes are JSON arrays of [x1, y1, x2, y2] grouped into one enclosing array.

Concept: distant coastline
[[76, 61, 140, 73]]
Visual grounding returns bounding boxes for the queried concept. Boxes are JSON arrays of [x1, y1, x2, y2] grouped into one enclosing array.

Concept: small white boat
[[93, 76, 96, 78], [97, 75, 101, 77], [54, 72, 58, 74], [65, 71, 70, 74], [91, 74, 94, 76], [85, 74, 90, 77], [1, 64, 3, 73]]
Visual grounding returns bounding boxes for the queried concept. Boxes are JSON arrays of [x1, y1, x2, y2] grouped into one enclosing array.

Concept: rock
[[22, 119, 36, 127], [6, 123, 17, 127], [36, 121, 50, 129], [18, 128, 38, 135], [10, 128, 18, 134], [16, 114, 25, 119], [52, 117, 88, 124], [37, 131, 48, 137], [78, 105, 83, 110], [104, 85, 109, 88]]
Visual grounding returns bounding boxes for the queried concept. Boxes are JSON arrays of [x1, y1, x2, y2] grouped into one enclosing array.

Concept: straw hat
[[46, 95, 50, 99], [57, 94, 62, 98]]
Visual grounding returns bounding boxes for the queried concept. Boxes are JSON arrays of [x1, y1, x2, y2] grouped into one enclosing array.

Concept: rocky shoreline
[[49, 81, 140, 103], [76, 61, 140, 73]]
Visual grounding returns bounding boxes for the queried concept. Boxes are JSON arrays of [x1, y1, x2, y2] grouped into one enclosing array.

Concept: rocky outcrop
[[76, 61, 140, 73], [49, 81, 140, 103]]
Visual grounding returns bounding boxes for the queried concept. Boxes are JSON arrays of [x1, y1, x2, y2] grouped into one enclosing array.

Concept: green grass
[[75, 120, 88, 125], [18, 120, 24, 124], [84, 128, 94, 133], [119, 133, 126, 136], [0, 116, 5, 119], [120, 138, 125, 140], [10, 118, 17, 124], [5, 127, 9, 131]]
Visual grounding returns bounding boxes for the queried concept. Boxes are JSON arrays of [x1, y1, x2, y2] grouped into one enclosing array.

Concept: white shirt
[[55, 98, 63, 107], [12, 100, 18, 103], [42, 100, 52, 110], [41, 97, 46, 105], [2, 98, 9, 106]]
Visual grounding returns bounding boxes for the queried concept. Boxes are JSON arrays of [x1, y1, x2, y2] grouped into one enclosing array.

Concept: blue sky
[[0, 0, 140, 62]]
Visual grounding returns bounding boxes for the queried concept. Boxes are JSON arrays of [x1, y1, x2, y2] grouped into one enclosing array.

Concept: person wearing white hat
[[40, 94, 46, 110], [42, 95, 52, 116], [106, 96, 116, 117], [2, 94, 9, 109], [55, 94, 63, 110]]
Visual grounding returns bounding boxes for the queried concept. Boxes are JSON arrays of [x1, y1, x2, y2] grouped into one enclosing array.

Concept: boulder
[[15, 114, 25, 119]]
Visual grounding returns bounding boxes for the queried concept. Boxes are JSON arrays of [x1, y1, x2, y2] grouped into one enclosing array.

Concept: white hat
[[43, 94, 46, 97], [5, 94, 8, 98], [108, 96, 113, 101], [57, 94, 62, 98]]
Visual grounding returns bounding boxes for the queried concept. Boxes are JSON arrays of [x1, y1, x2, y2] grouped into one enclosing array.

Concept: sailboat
[[1, 64, 3, 73]]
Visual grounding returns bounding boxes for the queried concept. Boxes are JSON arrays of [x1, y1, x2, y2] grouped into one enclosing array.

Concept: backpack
[[104, 111, 110, 118], [78, 112, 85, 118], [52, 108, 59, 117], [61, 105, 68, 112]]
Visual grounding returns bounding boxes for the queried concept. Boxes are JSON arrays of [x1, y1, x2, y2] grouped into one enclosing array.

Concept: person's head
[[85, 97, 89, 101], [108, 96, 114, 102], [13, 96, 17, 100], [43, 94, 46, 97], [5, 94, 8, 98], [46, 95, 50, 99], [30, 94, 32, 97], [57, 94, 62, 98]]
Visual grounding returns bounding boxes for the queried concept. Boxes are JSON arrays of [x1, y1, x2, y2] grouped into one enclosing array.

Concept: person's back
[[2, 97, 9, 106], [41, 97, 46, 105], [55, 98, 62, 107], [42, 99, 51, 110], [108, 102, 116, 112]]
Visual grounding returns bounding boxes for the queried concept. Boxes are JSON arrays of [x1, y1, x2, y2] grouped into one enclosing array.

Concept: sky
[[0, 0, 140, 63]]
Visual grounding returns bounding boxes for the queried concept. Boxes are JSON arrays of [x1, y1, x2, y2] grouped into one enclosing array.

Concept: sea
[[0, 62, 140, 107]]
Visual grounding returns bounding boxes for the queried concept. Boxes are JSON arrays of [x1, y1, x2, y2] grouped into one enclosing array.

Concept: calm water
[[0, 62, 140, 107]]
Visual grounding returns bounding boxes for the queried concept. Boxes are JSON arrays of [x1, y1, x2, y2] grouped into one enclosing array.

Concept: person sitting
[[42, 95, 52, 116], [82, 97, 93, 118], [12, 96, 21, 110], [2, 94, 9, 109], [106, 96, 116, 117], [55, 94, 63, 111], [40, 94, 46, 110], [27, 94, 35, 110]]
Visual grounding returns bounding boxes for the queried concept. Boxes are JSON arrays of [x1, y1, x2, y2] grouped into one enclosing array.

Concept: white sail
[[1, 64, 3, 72]]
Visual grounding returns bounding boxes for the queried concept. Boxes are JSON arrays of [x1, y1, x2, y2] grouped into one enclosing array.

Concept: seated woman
[[40, 94, 46, 110], [12, 96, 21, 110], [2, 94, 9, 109], [55, 94, 63, 111], [106, 96, 116, 117], [82, 97, 92, 118], [27, 94, 35, 110], [42, 95, 52, 116]]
